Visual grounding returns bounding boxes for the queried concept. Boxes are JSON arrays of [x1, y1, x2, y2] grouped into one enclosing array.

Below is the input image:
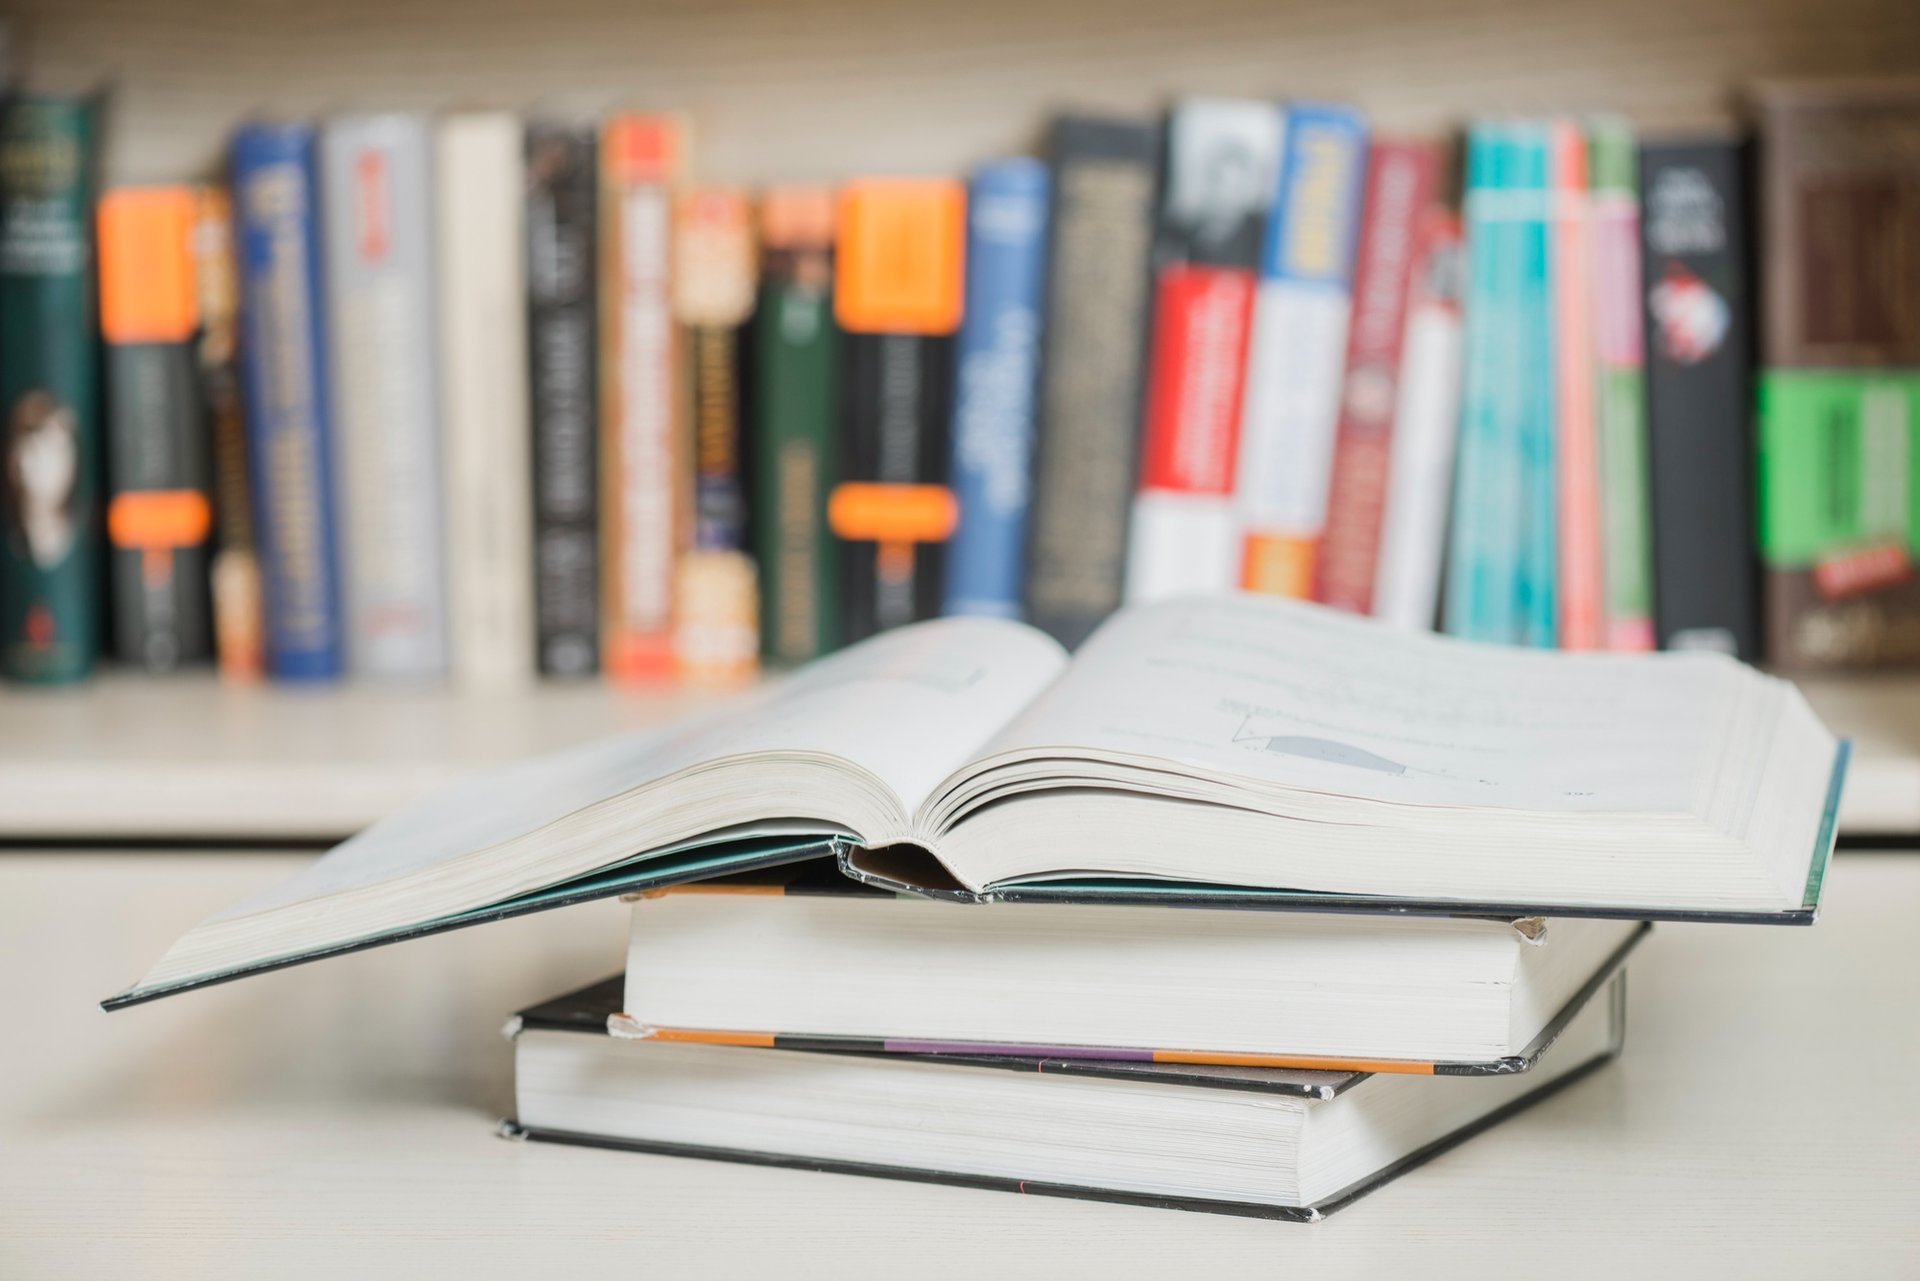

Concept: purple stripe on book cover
[[881, 1038, 1156, 1060]]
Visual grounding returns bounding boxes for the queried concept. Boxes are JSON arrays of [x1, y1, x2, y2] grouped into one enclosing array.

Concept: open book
[[107, 594, 1846, 1008]]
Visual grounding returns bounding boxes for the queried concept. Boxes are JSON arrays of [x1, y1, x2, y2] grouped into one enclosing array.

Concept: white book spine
[[435, 113, 535, 687], [321, 114, 449, 679], [1373, 282, 1465, 630]]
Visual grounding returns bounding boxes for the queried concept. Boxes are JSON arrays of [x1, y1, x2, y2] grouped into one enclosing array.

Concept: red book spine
[[1137, 263, 1256, 498], [1314, 140, 1439, 613]]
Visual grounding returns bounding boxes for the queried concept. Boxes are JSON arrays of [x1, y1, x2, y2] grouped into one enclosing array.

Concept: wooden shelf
[[0, 668, 1912, 841]]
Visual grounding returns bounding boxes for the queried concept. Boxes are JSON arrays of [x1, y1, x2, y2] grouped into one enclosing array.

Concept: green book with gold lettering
[[0, 94, 99, 683]]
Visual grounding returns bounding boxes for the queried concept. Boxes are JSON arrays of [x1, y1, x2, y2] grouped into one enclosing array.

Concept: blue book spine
[[232, 124, 345, 679], [942, 158, 1050, 618], [1446, 124, 1517, 642], [1512, 125, 1558, 647]]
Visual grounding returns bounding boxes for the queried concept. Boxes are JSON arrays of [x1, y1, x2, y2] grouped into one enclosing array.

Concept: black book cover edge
[[499, 976, 1626, 1222]]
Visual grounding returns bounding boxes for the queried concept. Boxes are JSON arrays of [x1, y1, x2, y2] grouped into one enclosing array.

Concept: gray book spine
[[320, 113, 449, 678]]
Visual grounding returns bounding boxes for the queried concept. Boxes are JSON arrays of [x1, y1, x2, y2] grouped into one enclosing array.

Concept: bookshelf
[[0, 671, 1912, 841]]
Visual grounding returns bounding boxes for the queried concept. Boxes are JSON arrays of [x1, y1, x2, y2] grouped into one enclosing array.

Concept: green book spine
[[1588, 120, 1654, 651], [752, 218, 839, 663], [0, 95, 98, 683]]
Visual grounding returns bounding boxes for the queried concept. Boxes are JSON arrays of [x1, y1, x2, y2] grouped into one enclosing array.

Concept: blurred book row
[[0, 80, 1915, 687]]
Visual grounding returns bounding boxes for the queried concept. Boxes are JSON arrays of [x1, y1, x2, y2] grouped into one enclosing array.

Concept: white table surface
[[3, 849, 1918, 1278]]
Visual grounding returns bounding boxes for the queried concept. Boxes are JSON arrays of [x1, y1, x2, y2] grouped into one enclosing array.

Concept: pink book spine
[[1551, 120, 1605, 651]]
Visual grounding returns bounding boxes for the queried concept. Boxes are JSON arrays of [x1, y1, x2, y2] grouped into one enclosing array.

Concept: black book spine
[[1640, 138, 1761, 660], [1024, 116, 1161, 648], [525, 123, 601, 677], [840, 331, 952, 642], [105, 341, 212, 669]]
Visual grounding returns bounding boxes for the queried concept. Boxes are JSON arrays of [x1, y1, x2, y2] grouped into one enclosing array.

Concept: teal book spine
[[1513, 124, 1559, 647], [1446, 124, 1522, 643], [0, 95, 98, 682]]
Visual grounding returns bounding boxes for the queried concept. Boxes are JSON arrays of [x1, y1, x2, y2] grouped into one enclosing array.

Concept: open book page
[[964, 594, 1756, 815], [218, 617, 1066, 922]]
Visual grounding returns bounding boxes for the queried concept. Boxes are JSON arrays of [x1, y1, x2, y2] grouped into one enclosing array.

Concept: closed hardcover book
[[831, 179, 964, 643], [321, 113, 448, 679], [0, 94, 99, 683], [1589, 119, 1655, 652], [1754, 80, 1920, 670], [1550, 121, 1603, 650], [599, 114, 685, 683], [673, 185, 759, 684], [1234, 101, 1368, 599], [1641, 136, 1761, 660], [192, 187, 264, 681], [1125, 99, 1278, 605], [1023, 116, 1159, 647], [1371, 210, 1465, 630], [1313, 139, 1439, 615], [436, 112, 535, 687], [526, 121, 600, 677], [752, 186, 839, 664], [232, 122, 345, 680], [943, 158, 1049, 618], [98, 186, 212, 671]]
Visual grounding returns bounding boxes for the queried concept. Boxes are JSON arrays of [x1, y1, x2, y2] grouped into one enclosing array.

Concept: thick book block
[[526, 121, 601, 678], [1641, 137, 1761, 662], [1023, 116, 1160, 647], [0, 94, 100, 683], [98, 185, 213, 671], [943, 158, 1049, 619], [599, 113, 687, 683], [1126, 99, 1278, 606], [753, 185, 840, 664], [1234, 101, 1368, 600], [232, 122, 346, 680], [321, 113, 449, 680], [436, 112, 535, 688], [1314, 139, 1439, 616]]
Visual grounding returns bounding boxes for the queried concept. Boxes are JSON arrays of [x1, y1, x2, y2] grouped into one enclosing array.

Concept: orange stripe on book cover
[[1241, 533, 1317, 597], [834, 179, 965, 337], [641, 1027, 778, 1048], [1152, 1048, 1438, 1074], [98, 187, 199, 343], [1551, 120, 1605, 650]]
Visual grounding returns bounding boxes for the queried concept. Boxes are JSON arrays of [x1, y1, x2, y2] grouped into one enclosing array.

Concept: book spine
[[1234, 101, 1369, 598], [673, 185, 759, 684], [1513, 124, 1558, 649], [435, 112, 534, 687], [0, 95, 99, 682], [525, 121, 601, 677], [1371, 210, 1464, 630], [831, 179, 965, 643], [232, 122, 345, 680], [1550, 121, 1603, 650], [599, 114, 684, 683], [1313, 138, 1437, 614], [943, 158, 1049, 618], [1124, 99, 1277, 606], [192, 187, 265, 680], [321, 113, 448, 679], [1024, 116, 1160, 647], [1641, 138, 1760, 660], [752, 186, 839, 664], [1757, 372, 1920, 668], [1588, 119, 1654, 652], [98, 186, 212, 671]]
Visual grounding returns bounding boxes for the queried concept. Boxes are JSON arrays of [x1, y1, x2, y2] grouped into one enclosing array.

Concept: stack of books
[[106, 593, 1846, 1219]]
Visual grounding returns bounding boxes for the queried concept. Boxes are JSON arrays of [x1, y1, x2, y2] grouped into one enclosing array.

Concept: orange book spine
[[599, 114, 688, 683], [1551, 121, 1605, 650]]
